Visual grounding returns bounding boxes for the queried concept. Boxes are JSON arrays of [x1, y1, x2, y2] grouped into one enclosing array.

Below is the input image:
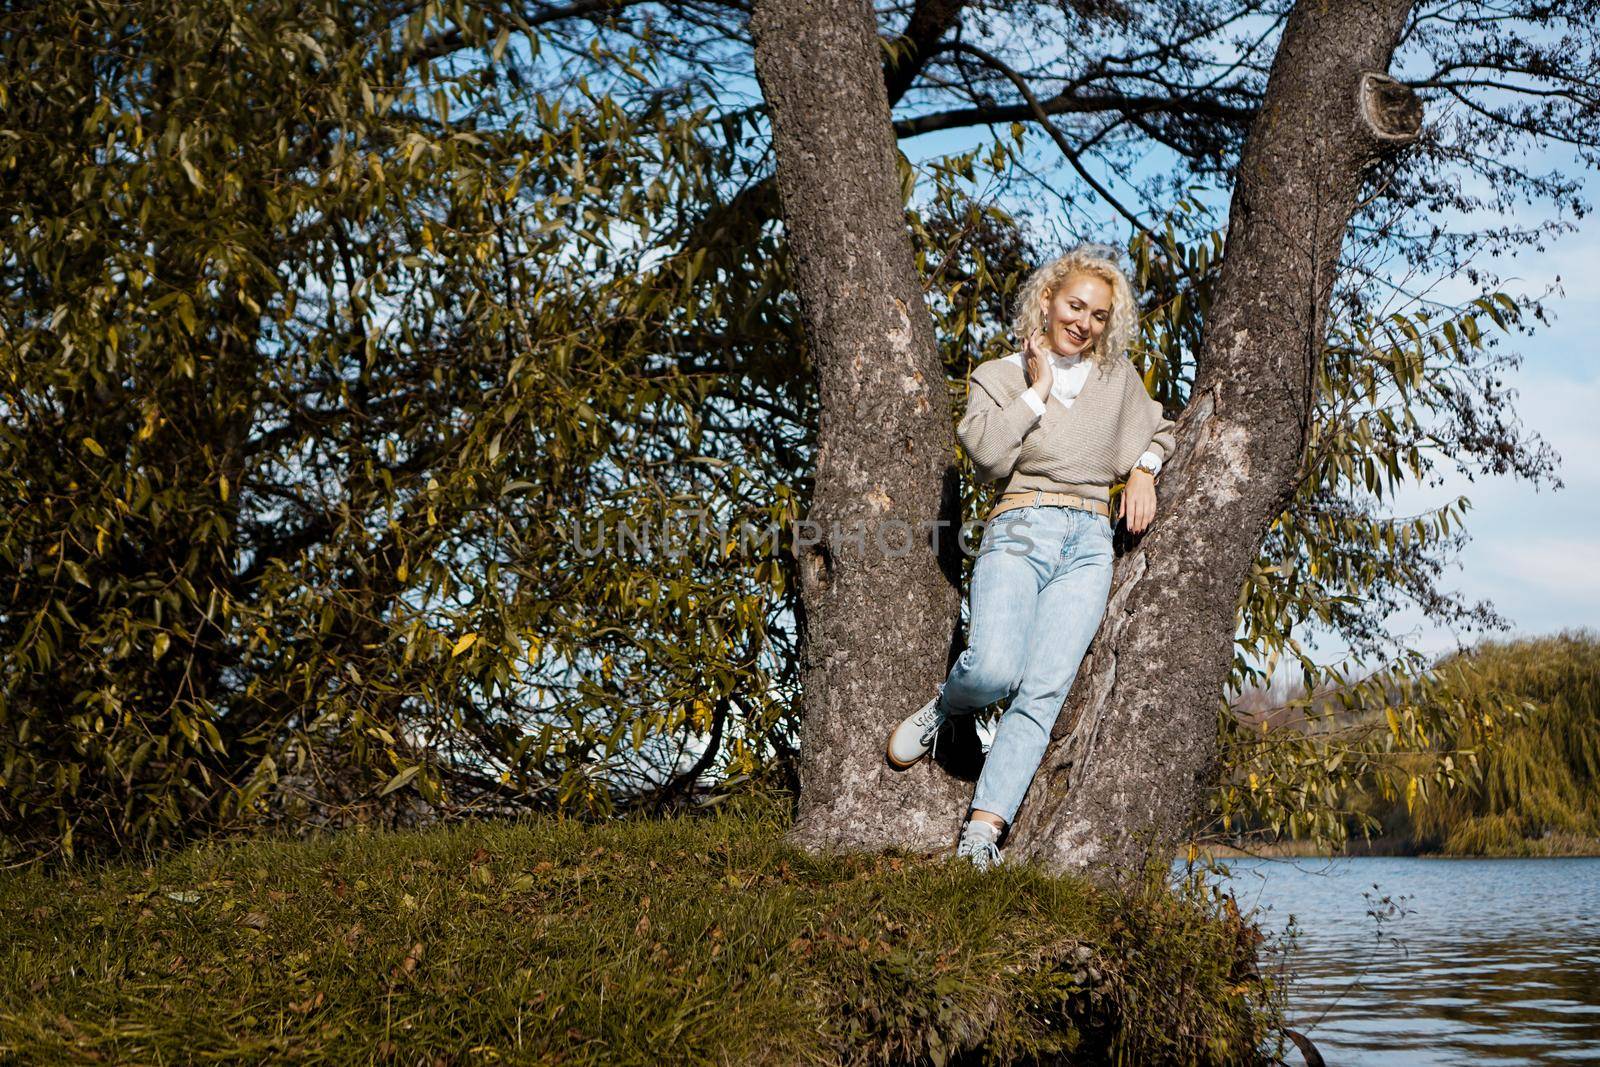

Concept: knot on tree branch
[[1356, 71, 1422, 149]]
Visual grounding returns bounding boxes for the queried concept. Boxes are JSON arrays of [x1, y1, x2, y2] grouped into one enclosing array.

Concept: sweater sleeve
[[956, 367, 1043, 483], [1126, 367, 1176, 469]]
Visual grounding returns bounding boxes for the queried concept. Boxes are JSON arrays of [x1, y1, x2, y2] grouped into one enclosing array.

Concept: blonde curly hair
[[1010, 241, 1138, 370]]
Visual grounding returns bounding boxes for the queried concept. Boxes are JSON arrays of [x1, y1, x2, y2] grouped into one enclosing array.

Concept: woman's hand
[[1119, 469, 1157, 535], [1023, 332, 1054, 403]]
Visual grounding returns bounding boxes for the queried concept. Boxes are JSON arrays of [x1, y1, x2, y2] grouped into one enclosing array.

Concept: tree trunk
[[1006, 0, 1423, 880], [750, 0, 977, 852]]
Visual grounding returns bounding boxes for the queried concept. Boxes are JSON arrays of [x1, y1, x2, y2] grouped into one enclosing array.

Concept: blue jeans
[[939, 504, 1115, 826]]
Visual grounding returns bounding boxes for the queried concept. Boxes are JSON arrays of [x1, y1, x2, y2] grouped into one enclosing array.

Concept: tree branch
[[893, 89, 1255, 139]]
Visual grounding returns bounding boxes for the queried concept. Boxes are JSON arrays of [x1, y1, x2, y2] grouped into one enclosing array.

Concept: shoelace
[[923, 714, 942, 761], [918, 691, 946, 760], [957, 835, 1001, 870]]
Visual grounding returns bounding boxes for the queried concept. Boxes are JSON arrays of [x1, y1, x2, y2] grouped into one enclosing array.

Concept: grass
[[0, 802, 1283, 1065]]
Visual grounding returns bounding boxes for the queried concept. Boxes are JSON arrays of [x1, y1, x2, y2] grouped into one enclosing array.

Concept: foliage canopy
[[1, 0, 1585, 859]]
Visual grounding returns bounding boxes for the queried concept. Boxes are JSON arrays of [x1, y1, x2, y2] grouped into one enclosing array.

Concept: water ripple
[[1205, 857, 1600, 1065]]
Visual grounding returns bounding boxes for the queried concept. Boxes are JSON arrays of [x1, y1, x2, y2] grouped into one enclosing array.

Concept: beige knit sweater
[[956, 352, 1177, 503]]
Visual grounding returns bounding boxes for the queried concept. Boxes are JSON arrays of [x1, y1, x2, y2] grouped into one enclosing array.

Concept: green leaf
[[379, 765, 421, 797]]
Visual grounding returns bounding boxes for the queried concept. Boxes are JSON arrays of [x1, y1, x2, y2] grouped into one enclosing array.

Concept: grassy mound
[[1, 808, 1281, 1064]]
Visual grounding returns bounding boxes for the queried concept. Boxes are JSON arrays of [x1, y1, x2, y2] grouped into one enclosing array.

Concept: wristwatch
[[1132, 457, 1159, 477]]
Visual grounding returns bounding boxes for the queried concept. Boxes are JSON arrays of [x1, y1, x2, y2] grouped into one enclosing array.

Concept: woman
[[883, 242, 1175, 870]]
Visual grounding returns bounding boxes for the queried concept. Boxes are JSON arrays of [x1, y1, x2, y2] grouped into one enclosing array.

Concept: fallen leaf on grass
[[391, 941, 425, 979], [289, 990, 324, 1014]]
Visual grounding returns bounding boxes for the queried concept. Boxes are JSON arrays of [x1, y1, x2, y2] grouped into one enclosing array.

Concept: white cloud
[[1499, 537, 1600, 600]]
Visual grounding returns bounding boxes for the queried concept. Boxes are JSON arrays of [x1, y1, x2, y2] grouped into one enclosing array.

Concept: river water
[[1211, 857, 1600, 1065]]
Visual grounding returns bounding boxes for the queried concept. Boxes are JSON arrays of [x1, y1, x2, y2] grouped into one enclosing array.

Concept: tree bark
[[750, 0, 978, 852], [1006, 0, 1423, 880]]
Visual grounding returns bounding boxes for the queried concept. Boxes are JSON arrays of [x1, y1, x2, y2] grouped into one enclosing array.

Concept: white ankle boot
[[885, 685, 948, 768]]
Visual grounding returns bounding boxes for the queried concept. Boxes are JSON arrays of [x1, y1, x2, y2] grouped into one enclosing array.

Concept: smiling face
[[1040, 272, 1114, 359]]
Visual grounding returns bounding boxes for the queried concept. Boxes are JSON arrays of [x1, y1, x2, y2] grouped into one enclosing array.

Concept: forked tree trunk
[[750, 0, 977, 852], [750, 0, 1423, 877]]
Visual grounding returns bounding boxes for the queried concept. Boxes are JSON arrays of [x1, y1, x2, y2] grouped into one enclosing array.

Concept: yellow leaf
[[219, 474, 230, 502], [82, 437, 106, 458], [452, 632, 478, 657]]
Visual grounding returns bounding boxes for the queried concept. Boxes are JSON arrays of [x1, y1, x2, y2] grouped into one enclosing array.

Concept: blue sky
[[1377, 224, 1598, 660], [1307, 130, 1599, 665]]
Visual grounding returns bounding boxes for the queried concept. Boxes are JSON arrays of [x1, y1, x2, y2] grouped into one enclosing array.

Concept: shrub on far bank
[[1219, 629, 1600, 858]]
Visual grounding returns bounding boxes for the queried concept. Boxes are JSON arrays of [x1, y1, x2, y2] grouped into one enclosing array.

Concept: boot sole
[[884, 734, 931, 769]]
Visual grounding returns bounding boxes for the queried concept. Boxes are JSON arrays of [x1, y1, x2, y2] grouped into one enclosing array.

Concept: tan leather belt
[[985, 490, 1111, 522]]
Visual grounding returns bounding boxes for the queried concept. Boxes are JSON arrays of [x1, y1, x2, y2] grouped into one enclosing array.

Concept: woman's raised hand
[[1023, 332, 1054, 402]]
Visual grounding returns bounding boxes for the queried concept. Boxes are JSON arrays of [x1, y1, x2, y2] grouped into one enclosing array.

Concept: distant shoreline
[[1195, 834, 1600, 860]]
